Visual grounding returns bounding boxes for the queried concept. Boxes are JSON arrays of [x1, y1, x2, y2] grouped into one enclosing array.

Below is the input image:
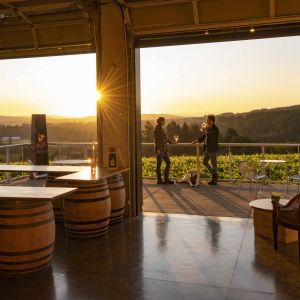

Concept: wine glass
[[173, 135, 179, 143], [200, 122, 208, 132]]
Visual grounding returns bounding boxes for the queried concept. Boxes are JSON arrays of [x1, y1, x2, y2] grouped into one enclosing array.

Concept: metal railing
[[0, 141, 300, 183], [142, 142, 300, 182]]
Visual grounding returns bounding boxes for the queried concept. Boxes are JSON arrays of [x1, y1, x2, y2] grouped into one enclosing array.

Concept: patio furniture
[[249, 198, 297, 243], [238, 161, 271, 198], [53, 159, 91, 166], [272, 193, 300, 260]]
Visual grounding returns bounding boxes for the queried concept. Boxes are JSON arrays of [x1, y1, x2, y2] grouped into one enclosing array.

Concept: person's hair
[[156, 117, 165, 125], [207, 115, 215, 123]]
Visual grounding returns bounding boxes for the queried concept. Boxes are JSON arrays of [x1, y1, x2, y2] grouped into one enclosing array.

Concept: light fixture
[[204, 29, 209, 35], [250, 26, 255, 33]]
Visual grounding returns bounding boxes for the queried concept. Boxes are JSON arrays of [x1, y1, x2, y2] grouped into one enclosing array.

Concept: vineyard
[[142, 153, 300, 181]]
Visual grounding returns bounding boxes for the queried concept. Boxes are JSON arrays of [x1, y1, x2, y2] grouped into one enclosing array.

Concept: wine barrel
[[108, 174, 126, 224], [0, 200, 55, 276], [45, 172, 68, 222], [64, 179, 111, 238]]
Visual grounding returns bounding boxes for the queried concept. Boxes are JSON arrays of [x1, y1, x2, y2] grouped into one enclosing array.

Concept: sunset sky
[[1, 35, 300, 117]]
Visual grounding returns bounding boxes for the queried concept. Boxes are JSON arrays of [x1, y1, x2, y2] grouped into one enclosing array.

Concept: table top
[[55, 167, 129, 181], [0, 165, 88, 173], [249, 198, 289, 211], [260, 159, 286, 163], [0, 186, 77, 201], [53, 159, 91, 166]]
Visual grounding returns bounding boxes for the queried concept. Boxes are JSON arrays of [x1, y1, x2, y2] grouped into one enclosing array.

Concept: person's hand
[[191, 140, 197, 145]]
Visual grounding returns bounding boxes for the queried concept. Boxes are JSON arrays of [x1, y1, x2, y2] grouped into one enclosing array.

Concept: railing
[[0, 142, 300, 183], [142, 142, 300, 183]]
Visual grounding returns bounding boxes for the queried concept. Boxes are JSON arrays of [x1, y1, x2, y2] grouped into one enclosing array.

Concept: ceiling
[[2, 0, 300, 59]]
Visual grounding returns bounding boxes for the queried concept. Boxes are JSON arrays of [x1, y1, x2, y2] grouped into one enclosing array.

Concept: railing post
[[21, 145, 24, 164], [6, 147, 11, 182], [229, 146, 232, 181], [84, 145, 88, 159], [6, 147, 10, 164], [196, 144, 200, 185], [261, 145, 266, 174]]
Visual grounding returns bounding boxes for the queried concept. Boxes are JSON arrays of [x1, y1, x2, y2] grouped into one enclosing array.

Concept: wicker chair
[[285, 168, 300, 196], [272, 193, 300, 261], [238, 161, 271, 198]]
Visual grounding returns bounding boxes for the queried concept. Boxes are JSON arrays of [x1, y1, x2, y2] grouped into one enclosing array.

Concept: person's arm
[[154, 127, 161, 153], [191, 134, 205, 144]]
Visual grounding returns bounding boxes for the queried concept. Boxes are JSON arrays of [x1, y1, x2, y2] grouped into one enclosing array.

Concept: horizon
[[1, 35, 300, 117]]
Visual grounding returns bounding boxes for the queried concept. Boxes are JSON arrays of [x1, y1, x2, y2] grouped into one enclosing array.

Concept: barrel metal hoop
[[109, 186, 125, 191], [0, 208, 53, 219], [65, 217, 110, 225], [0, 252, 54, 265], [0, 242, 55, 256], [111, 207, 125, 213], [0, 217, 54, 229]]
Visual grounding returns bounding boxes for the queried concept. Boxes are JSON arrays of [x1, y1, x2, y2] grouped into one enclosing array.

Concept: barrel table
[[0, 186, 76, 277], [108, 174, 126, 224], [55, 167, 129, 238], [249, 198, 298, 243]]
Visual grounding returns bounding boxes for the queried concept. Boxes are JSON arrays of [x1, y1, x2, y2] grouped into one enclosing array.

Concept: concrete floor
[[1, 177, 300, 299], [1, 213, 300, 300]]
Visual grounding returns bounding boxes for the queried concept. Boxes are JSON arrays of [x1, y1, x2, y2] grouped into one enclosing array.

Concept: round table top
[[259, 159, 286, 163], [249, 198, 289, 211]]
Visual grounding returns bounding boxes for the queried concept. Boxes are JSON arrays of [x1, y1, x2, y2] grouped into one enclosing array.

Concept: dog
[[177, 170, 198, 187]]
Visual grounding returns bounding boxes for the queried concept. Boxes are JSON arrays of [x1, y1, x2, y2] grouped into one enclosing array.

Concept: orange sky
[[1, 35, 300, 117]]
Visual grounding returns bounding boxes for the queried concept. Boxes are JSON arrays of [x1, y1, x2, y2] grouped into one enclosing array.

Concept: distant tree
[[165, 121, 181, 141], [142, 121, 154, 142]]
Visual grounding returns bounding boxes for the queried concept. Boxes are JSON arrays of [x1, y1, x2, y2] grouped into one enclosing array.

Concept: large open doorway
[[139, 36, 300, 217]]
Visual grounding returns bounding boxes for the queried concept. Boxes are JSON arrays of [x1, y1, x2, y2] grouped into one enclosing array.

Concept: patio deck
[[143, 179, 295, 217]]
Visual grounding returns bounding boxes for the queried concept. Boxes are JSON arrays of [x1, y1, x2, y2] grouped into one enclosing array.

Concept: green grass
[[142, 154, 300, 181]]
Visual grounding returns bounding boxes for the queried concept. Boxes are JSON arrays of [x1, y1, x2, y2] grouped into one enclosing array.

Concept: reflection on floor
[[143, 179, 296, 217], [1, 177, 300, 299]]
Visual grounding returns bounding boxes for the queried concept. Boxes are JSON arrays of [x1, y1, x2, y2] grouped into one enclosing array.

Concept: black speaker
[[31, 114, 49, 165]]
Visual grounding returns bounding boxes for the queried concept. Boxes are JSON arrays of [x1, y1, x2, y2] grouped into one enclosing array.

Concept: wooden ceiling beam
[[0, 18, 90, 32], [0, 2, 76, 15]]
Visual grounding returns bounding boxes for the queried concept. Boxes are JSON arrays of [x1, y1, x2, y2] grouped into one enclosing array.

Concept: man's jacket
[[198, 124, 219, 153], [154, 125, 170, 152]]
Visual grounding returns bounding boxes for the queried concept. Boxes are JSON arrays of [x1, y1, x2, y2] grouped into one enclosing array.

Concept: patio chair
[[237, 161, 271, 198], [285, 167, 300, 196], [272, 193, 300, 261]]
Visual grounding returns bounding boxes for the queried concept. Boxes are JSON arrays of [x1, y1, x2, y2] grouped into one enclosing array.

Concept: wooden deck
[[143, 179, 298, 218]]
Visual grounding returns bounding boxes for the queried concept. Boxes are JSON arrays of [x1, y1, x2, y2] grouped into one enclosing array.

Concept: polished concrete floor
[[1, 213, 300, 300]]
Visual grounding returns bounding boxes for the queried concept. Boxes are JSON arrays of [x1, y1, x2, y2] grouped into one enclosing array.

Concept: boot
[[156, 170, 164, 184], [164, 167, 174, 184], [208, 173, 218, 185]]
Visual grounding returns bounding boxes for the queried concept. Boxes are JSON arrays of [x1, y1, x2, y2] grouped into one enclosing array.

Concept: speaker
[[31, 114, 49, 165]]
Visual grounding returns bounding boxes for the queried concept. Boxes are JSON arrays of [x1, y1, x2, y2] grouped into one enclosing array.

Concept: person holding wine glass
[[154, 117, 175, 184], [193, 115, 219, 185]]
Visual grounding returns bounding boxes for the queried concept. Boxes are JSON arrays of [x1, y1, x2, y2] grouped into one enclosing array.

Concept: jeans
[[156, 152, 171, 181], [203, 151, 218, 176]]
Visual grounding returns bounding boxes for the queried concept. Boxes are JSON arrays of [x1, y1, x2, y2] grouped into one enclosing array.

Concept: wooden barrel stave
[[0, 201, 55, 276], [64, 179, 111, 238], [45, 172, 69, 222], [108, 174, 126, 224]]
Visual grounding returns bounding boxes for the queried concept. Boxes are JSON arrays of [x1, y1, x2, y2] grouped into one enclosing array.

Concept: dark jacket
[[154, 125, 171, 152], [198, 124, 219, 153]]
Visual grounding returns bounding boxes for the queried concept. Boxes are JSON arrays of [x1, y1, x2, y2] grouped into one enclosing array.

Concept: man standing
[[154, 117, 174, 184], [197, 115, 219, 185]]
